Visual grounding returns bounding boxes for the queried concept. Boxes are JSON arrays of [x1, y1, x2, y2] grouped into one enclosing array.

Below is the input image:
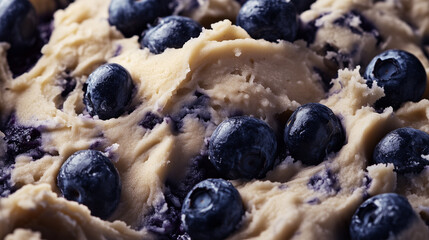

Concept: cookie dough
[[0, 0, 429, 239]]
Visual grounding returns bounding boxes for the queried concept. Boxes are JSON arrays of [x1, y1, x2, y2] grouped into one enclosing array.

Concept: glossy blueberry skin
[[84, 63, 134, 120], [181, 178, 244, 240], [57, 150, 121, 219], [364, 50, 427, 110], [236, 0, 298, 42], [350, 193, 416, 240], [108, 0, 172, 38], [373, 127, 429, 174], [284, 103, 345, 165], [291, 0, 316, 13], [0, 0, 38, 51], [208, 116, 277, 180], [141, 16, 202, 54]]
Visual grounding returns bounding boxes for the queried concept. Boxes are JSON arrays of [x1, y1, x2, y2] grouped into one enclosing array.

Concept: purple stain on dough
[[0, 163, 15, 198], [139, 112, 164, 130], [170, 91, 211, 133], [307, 169, 341, 195], [143, 199, 182, 237], [333, 10, 382, 45], [2, 115, 45, 162], [306, 198, 321, 205], [278, 184, 288, 190], [113, 44, 123, 57], [57, 72, 77, 98]]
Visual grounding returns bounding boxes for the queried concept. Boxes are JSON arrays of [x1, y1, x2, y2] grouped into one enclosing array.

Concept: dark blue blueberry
[[139, 112, 163, 130], [57, 150, 121, 219], [108, 0, 172, 38], [83, 63, 134, 120], [373, 127, 429, 174], [350, 193, 416, 240], [284, 103, 345, 165], [0, 0, 38, 51], [208, 116, 277, 179], [307, 169, 340, 195], [364, 49, 427, 110], [141, 16, 202, 54], [291, 0, 315, 13], [181, 178, 244, 240], [236, 0, 298, 42], [2, 115, 44, 162]]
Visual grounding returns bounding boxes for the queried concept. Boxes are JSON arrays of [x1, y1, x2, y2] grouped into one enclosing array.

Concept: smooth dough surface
[[0, 0, 429, 239]]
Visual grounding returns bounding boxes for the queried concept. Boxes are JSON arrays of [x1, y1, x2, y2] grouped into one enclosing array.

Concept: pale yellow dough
[[0, 0, 429, 239]]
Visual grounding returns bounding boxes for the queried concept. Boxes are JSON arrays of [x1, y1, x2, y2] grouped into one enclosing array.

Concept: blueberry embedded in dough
[[108, 0, 172, 38], [83, 63, 135, 120], [349, 193, 417, 240], [143, 199, 181, 238], [139, 112, 164, 130], [208, 116, 278, 180], [57, 150, 121, 220], [372, 127, 429, 174], [236, 0, 298, 42], [181, 178, 244, 240], [364, 49, 427, 110], [283, 103, 345, 166], [141, 16, 202, 54]]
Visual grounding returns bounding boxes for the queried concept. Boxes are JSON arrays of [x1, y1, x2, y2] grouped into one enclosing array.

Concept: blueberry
[[83, 63, 134, 120], [350, 193, 416, 240], [141, 16, 202, 54], [364, 50, 427, 110], [181, 179, 244, 240], [208, 116, 277, 180], [0, 0, 38, 51], [57, 150, 121, 219], [373, 127, 429, 174], [236, 0, 298, 42], [108, 0, 172, 38], [284, 103, 345, 165], [291, 0, 316, 13]]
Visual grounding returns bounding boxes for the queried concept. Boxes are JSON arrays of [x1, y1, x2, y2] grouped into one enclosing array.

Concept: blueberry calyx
[[83, 63, 134, 120], [181, 178, 244, 240], [284, 103, 345, 165], [372, 127, 429, 174], [57, 150, 121, 219], [364, 49, 427, 110], [208, 116, 278, 180], [236, 0, 298, 42], [350, 193, 416, 240]]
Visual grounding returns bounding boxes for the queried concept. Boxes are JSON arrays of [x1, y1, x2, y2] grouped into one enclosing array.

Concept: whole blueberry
[[291, 0, 316, 13], [57, 150, 121, 219], [0, 0, 38, 51], [108, 0, 172, 38], [350, 193, 416, 240], [364, 49, 427, 110], [84, 63, 134, 120], [141, 16, 202, 54], [284, 103, 345, 165], [208, 116, 277, 180], [181, 178, 244, 240], [236, 0, 298, 42], [373, 127, 429, 174]]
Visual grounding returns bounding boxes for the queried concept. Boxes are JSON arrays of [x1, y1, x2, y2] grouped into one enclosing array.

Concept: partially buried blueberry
[[0, 0, 38, 51], [181, 178, 244, 240], [108, 0, 172, 38], [208, 116, 277, 180], [349, 193, 416, 240], [236, 0, 298, 42], [373, 127, 429, 174], [364, 49, 427, 110], [84, 63, 134, 120], [141, 16, 202, 54], [284, 103, 345, 165], [57, 150, 121, 219]]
